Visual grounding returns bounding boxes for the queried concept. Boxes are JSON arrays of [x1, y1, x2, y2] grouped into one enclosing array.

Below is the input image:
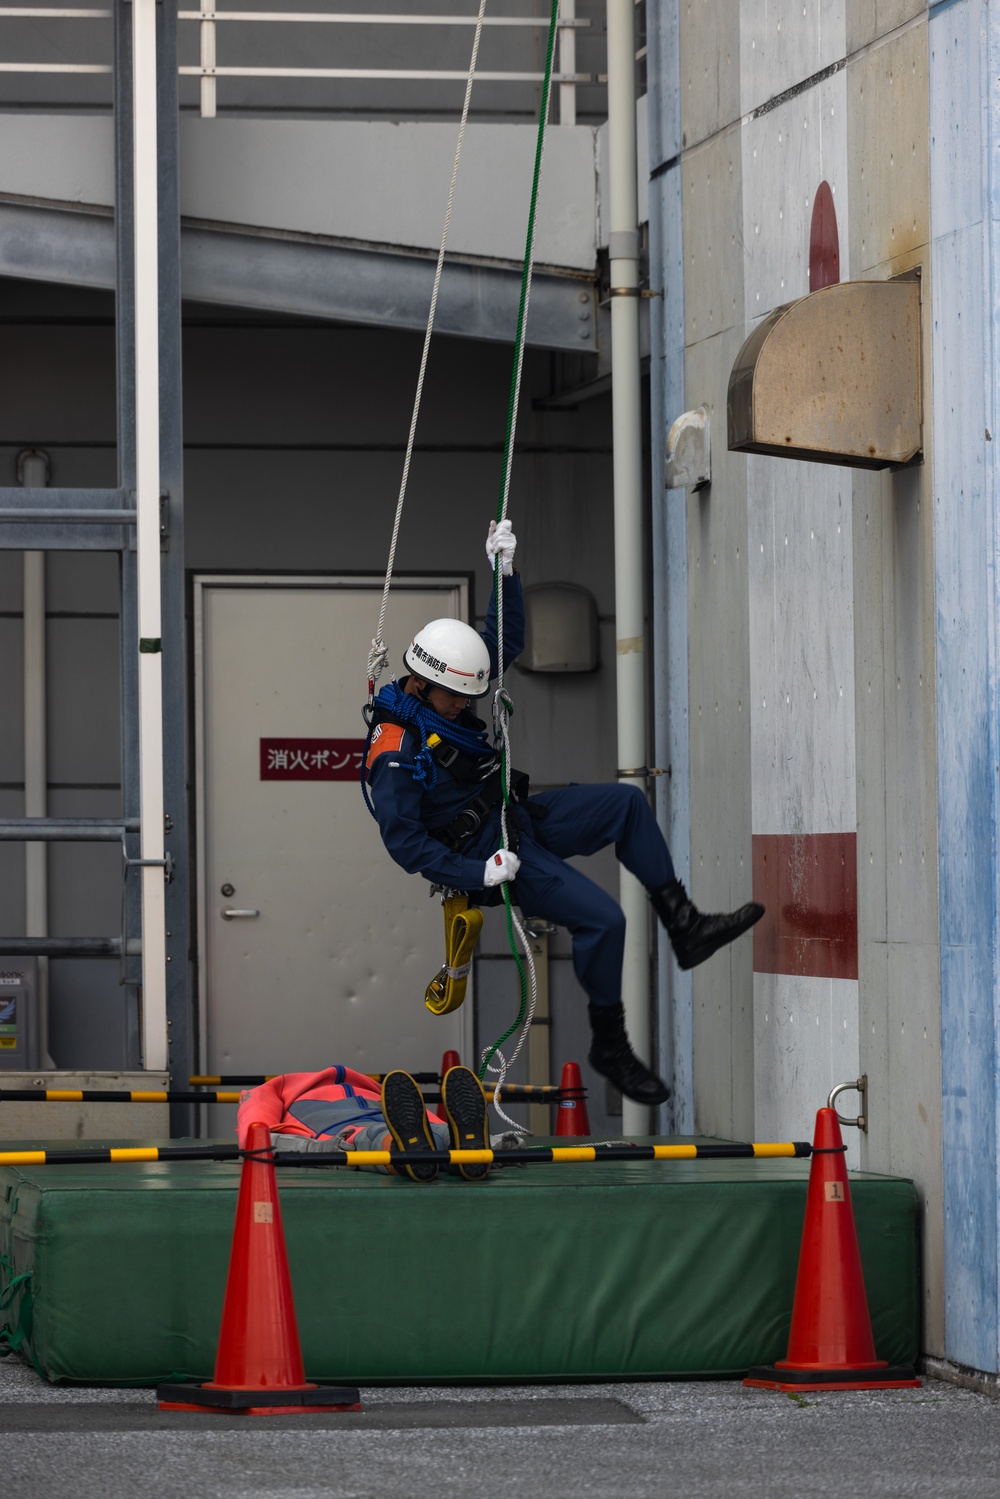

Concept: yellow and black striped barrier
[[0, 1083, 571, 1106], [190, 1073, 432, 1087], [189, 1076, 279, 1087], [189, 1075, 568, 1101], [0, 1089, 243, 1105], [0, 1140, 814, 1169]]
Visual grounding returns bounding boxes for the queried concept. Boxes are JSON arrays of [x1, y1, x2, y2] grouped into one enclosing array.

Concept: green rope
[[478, 0, 560, 1083]]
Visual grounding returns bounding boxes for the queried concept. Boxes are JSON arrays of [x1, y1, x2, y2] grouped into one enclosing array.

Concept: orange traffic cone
[[744, 1107, 920, 1391], [157, 1121, 361, 1414], [555, 1061, 591, 1137], [439, 1049, 461, 1083]]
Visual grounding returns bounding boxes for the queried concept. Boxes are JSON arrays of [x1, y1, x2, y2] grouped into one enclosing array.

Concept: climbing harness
[[424, 892, 483, 1016], [362, 0, 562, 1135]]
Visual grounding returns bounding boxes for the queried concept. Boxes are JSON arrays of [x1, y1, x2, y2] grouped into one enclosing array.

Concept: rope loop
[[367, 638, 389, 694]]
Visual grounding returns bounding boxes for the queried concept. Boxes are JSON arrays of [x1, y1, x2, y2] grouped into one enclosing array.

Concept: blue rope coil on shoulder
[[360, 678, 496, 816]]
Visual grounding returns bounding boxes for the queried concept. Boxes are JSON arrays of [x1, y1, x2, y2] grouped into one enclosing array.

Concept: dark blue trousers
[[471, 783, 676, 1010]]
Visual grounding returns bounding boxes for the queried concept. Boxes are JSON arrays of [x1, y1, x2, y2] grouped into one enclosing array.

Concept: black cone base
[[157, 1381, 362, 1413], [744, 1363, 920, 1392]]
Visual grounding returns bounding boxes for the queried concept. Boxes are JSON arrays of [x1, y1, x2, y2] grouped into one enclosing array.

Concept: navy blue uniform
[[367, 575, 677, 1008]]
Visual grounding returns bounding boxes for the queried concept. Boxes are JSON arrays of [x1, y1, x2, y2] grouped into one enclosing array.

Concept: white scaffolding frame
[[131, 0, 169, 1073], [0, 4, 594, 120]]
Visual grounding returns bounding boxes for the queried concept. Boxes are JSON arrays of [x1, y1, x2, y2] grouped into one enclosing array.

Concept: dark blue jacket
[[366, 574, 525, 889]]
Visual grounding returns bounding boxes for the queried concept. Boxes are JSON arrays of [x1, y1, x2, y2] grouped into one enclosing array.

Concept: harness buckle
[[433, 741, 461, 771]]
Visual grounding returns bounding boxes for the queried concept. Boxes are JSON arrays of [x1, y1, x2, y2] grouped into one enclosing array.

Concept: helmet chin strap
[[405, 673, 435, 708]]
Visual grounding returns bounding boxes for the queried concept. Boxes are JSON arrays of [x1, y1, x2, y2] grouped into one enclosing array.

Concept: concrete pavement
[[3, 1353, 998, 1498]]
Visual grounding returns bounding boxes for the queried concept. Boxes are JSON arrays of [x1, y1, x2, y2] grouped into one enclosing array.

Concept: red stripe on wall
[[752, 832, 858, 981]]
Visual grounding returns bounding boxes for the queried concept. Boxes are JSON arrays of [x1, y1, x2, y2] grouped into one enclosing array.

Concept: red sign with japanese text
[[260, 738, 366, 781]]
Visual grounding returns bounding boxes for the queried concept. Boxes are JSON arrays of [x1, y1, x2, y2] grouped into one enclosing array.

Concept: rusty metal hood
[[727, 279, 922, 470]]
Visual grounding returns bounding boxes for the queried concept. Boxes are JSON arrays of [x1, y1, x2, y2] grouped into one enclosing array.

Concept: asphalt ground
[[4, 1354, 1000, 1498]]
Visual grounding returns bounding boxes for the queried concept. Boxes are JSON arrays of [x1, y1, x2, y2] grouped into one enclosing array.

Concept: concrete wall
[[0, 275, 625, 1132], [653, 1, 945, 1349]]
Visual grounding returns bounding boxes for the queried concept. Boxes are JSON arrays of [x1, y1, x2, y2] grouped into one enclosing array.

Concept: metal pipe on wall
[[132, 0, 168, 1072], [605, 0, 651, 1136], [19, 448, 54, 1067]]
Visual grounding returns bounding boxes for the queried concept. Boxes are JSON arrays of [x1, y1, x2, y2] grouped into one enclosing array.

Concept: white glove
[[483, 848, 521, 887], [486, 518, 517, 577]]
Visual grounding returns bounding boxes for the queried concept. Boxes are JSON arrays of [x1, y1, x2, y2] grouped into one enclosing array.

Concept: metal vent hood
[[727, 279, 922, 470]]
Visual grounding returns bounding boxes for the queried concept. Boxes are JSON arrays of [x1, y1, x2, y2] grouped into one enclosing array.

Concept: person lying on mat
[[236, 1063, 515, 1183]]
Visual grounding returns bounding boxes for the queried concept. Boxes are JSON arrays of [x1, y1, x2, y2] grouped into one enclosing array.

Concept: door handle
[[222, 908, 260, 920]]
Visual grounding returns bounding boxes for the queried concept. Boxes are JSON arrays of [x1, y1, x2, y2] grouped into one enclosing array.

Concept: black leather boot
[[650, 879, 764, 971], [587, 1003, 671, 1107]]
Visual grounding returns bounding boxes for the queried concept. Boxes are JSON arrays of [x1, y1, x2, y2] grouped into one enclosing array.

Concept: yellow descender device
[[424, 892, 483, 1015]]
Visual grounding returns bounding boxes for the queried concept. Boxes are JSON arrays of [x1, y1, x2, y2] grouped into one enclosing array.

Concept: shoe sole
[[441, 1066, 490, 1181], [675, 902, 765, 971], [381, 1070, 439, 1182]]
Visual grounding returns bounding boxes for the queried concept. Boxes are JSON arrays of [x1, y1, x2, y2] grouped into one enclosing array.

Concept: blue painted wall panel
[[646, 0, 680, 172], [930, 0, 1000, 1371]]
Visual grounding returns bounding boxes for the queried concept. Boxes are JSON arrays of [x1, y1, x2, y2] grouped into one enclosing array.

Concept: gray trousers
[[271, 1119, 450, 1174]]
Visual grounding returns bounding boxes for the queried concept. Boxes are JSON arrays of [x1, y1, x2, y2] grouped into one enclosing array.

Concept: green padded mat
[[0, 1139, 921, 1385]]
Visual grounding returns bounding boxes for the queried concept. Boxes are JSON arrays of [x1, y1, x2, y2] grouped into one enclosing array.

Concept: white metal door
[[195, 576, 472, 1084]]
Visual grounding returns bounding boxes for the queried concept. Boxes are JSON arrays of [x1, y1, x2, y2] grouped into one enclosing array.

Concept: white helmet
[[404, 618, 492, 698]]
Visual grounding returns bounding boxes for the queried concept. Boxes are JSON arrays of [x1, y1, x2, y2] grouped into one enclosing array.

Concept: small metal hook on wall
[[828, 1074, 868, 1133]]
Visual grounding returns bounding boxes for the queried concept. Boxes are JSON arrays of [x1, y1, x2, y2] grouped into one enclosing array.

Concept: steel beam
[[0, 199, 598, 352], [0, 938, 141, 958], [0, 819, 139, 840]]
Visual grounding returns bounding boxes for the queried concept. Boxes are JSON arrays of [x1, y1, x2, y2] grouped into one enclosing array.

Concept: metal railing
[[0, 3, 596, 124]]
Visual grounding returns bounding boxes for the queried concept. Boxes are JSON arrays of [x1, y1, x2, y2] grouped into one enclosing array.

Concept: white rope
[[366, 0, 488, 696], [483, 15, 558, 1128]]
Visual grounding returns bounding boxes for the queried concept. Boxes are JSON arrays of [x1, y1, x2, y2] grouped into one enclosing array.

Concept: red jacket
[[237, 1066, 444, 1148]]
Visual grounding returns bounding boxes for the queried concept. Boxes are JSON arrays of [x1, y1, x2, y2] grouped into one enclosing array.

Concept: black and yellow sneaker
[[381, 1069, 439, 1183], [441, 1065, 490, 1182]]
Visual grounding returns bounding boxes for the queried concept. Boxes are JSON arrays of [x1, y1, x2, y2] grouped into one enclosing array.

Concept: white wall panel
[[847, 0, 927, 54], [682, 132, 745, 340], [684, 326, 755, 1141], [0, 116, 113, 208], [748, 456, 856, 837], [740, 1, 846, 119], [846, 24, 929, 277], [0, 114, 599, 272], [180, 120, 598, 272], [740, 67, 850, 321], [678, 0, 741, 151], [754, 970, 861, 1168], [853, 475, 889, 949]]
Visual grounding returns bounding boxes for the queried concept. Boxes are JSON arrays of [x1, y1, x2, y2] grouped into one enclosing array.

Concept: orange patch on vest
[[366, 722, 406, 770]]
